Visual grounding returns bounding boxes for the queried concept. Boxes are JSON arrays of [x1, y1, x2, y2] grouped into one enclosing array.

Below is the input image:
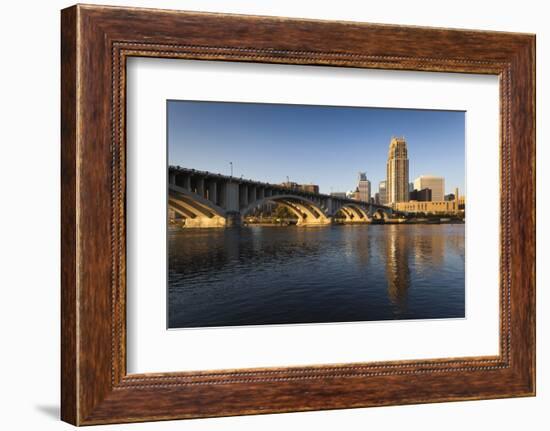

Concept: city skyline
[[168, 100, 465, 195]]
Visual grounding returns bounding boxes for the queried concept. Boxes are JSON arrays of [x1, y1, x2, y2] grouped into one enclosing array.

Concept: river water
[[168, 224, 465, 328]]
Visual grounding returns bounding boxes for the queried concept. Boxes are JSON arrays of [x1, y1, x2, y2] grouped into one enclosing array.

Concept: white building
[[413, 175, 445, 201]]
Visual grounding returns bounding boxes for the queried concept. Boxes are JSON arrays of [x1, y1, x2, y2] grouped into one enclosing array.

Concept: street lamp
[[229, 161, 233, 177]]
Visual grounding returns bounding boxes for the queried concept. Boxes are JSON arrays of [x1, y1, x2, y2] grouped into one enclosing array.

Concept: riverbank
[[244, 218, 465, 227], [170, 217, 465, 229]]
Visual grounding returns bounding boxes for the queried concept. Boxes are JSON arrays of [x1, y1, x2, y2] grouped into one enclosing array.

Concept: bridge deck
[[169, 165, 391, 211]]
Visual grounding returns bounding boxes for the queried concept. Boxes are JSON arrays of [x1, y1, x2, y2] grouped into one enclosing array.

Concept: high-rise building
[[413, 175, 445, 201], [357, 172, 371, 202], [379, 180, 387, 205], [386, 137, 409, 204]]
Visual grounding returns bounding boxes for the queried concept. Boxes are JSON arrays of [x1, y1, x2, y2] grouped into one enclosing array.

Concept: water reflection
[[168, 224, 465, 328], [384, 225, 411, 313]]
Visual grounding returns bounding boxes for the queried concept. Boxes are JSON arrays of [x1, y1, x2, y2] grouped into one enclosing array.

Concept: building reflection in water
[[384, 225, 411, 313], [383, 224, 461, 314], [411, 224, 445, 270]]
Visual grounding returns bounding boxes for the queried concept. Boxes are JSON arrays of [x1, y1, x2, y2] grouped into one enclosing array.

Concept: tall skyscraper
[[413, 175, 445, 201], [386, 137, 409, 204], [357, 172, 371, 202], [379, 180, 387, 205]]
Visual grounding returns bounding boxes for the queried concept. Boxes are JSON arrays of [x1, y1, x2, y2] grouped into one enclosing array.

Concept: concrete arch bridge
[[168, 166, 397, 228]]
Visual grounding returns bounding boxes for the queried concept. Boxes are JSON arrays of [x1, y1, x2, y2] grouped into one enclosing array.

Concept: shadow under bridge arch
[[243, 194, 332, 226], [372, 208, 391, 221], [336, 204, 373, 223], [168, 184, 227, 228]]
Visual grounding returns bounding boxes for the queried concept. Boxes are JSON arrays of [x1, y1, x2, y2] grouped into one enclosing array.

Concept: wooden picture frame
[[61, 4, 535, 425]]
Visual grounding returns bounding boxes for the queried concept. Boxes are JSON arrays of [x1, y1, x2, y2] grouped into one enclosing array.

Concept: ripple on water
[[168, 224, 465, 328]]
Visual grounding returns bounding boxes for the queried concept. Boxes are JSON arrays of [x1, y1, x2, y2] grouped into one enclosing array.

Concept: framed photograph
[[61, 4, 535, 425]]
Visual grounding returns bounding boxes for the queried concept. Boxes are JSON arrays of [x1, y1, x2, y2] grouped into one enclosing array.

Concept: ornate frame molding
[[61, 5, 535, 425]]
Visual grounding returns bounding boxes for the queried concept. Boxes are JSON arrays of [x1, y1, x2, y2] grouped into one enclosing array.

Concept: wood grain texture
[[60, 4, 536, 425], [60, 5, 78, 425]]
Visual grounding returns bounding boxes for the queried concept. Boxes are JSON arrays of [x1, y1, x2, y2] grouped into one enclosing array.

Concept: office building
[[413, 175, 445, 201], [280, 181, 319, 194], [386, 137, 409, 204], [394, 187, 461, 214], [357, 172, 371, 202], [409, 188, 432, 202], [379, 180, 387, 205], [299, 184, 319, 194], [348, 187, 360, 201], [330, 192, 347, 199]]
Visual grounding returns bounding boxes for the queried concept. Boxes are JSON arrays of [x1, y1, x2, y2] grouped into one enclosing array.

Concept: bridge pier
[[224, 182, 240, 212], [196, 177, 205, 198], [207, 180, 217, 204], [225, 211, 242, 227]]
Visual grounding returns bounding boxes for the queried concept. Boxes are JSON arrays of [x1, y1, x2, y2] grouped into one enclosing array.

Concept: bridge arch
[[169, 184, 227, 228], [242, 194, 331, 226], [372, 208, 390, 221], [335, 204, 373, 223]]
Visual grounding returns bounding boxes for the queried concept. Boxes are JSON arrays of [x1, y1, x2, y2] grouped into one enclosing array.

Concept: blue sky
[[168, 100, 465, 195]]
